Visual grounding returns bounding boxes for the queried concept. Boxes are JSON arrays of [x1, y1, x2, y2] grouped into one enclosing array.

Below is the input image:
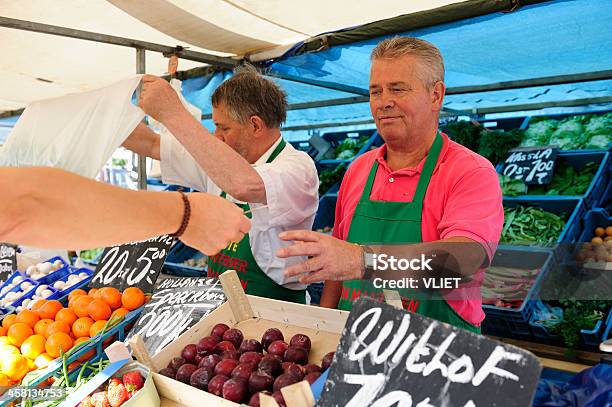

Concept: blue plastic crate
[[0, 277, 39, 309], [0, 271, 28, 297], [577, 208, 611, 243], [501, 198, 586, 263], [164, 241, 207, 277], [313, 194, 337, 231], [481, 246, 555, 340], [479, 116, 530, 131], [530, 303, 611, 349], [53, 267, 94, 299], [502, 151, 609, 209]]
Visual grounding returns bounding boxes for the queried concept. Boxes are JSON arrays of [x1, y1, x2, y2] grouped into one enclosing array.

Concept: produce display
[[79, 249, 103, 262], [318, 164, 346, 195], [536, 300, 611, 354], [575, 224, 612, 264], [159, 323, 334, 406], [500, 162, 598, 196], [77, 370, 145, 407], [331, 135, 370, 160], [501, 206, 567, 245], [481, 266, 540, 309], [520, 113, 612, 150], [0, 287, 145, 386], [24, 260, 65, 281], [443, 121, 525, 164], [180, 257, 208, 269]]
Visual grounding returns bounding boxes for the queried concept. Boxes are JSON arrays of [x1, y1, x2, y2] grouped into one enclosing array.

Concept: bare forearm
[[164, 110, 266, 203], [122, 122, 161, 160], [0, 167, 180, 249], [320, 280, 343, 308]]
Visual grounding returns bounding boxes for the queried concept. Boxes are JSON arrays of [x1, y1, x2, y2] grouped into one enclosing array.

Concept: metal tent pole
[[136, 49, 147, 190]]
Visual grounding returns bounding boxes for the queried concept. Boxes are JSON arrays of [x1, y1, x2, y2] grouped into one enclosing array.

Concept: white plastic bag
[[0, 76, 145, 178]]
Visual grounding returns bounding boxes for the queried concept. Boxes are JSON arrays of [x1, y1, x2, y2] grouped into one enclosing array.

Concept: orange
[[0, 373, 10, 387], [0, 326, 6, 336], [88, 288, 99, 297], [99, 287, 122, 310], [73, 337, 95, 362], [89, 320, 108, 338], [16, 310, 40, 328], [37, 300, 63, 320], [30, 299, 46, 313], [45, 333, 73, 358], [55, 308, 77, 326], [68, 289, 87, 302], [2, 315, 16, 329], [20, 334, 46, 360], [87, 300, 111, 322], [71, 296, 94, 318], [7, 323, 33, 346], [1, 353, 29, 381], [34, 319, 54, 336], [121, 287, 145, 311], [109, 308, 129, 326], [72, 317, 94, 338], [34, 353, 54, 369], [45, 321, 71, 338]]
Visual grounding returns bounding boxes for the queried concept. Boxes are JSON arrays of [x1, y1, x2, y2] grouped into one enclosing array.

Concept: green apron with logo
[[337, 133, 479, 333], [207, 139, 306, 304]]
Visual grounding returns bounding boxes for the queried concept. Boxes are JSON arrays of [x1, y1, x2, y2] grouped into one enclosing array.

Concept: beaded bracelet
[[171, 191, 191, 238]]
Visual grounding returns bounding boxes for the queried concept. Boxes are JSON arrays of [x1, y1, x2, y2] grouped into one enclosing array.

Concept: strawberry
[[122, 371, 144, 392], [107, 382, 129, 407], [108, 378, 122, 387], [90, 391, 110, 407]]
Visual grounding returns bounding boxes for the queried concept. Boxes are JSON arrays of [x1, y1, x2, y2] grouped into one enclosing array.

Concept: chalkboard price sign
[[125, 276, 225, 355], [319, 297, 541, 407], [89, 235, 174, 292], [0, 243, 17, 282], [502, 146, 558, 185]]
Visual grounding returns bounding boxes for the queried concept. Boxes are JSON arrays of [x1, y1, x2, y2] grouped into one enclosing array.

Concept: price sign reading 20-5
[[89, 235, 174, 292]]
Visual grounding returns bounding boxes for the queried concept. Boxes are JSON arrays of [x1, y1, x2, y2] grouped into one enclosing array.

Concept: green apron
[[207, 139, 306, 304], [337, 133, 479, 333]]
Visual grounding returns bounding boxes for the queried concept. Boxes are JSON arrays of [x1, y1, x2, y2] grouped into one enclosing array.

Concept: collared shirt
[[333, 133, 504, 325], [160, 133, 319, 290]]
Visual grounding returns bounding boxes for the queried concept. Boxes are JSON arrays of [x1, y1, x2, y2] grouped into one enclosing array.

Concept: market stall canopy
[[0, 0, 467, 114], [174, 0, 612, 139]]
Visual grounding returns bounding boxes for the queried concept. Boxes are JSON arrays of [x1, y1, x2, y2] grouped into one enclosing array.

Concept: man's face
[[369, 55, 441, 145], [212, 102, 252, 159]]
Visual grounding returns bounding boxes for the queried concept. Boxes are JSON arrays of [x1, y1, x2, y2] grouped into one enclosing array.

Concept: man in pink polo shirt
[[277, 37, 503, 332]]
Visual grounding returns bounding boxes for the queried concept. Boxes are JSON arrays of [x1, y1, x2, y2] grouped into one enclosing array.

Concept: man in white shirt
[[123, 67, 319, 303]]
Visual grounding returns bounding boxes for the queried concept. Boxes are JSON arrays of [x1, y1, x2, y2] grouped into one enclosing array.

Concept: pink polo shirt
[[333, 133, 504, 326]]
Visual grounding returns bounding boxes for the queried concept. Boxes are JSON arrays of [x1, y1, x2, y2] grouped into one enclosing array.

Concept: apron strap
[[412, 132, 443, 206]]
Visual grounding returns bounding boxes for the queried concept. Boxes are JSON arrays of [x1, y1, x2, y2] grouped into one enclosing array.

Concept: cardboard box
[[146, 294, 348, 406]]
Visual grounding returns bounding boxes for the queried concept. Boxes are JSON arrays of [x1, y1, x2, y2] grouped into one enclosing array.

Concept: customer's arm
[[0, 167, 250, 254]]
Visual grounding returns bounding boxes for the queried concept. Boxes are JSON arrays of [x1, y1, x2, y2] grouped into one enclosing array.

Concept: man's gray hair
[[212, 64, 287, 128], [371, 37, 445, 89]]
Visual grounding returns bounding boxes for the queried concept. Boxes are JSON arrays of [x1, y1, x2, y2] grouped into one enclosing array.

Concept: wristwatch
[[361, 245, 375, 279]]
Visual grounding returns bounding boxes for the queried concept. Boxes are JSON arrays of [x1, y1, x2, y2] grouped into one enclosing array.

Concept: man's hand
[[276, 230, 364, 284], [180, 193, 251, 256], [138, 75, 184, 123]]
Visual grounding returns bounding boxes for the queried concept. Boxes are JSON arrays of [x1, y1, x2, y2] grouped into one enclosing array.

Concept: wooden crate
[[135, 272, 348, 406]]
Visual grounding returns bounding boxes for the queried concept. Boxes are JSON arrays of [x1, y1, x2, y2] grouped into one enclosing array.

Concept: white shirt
[[160, 133, 319, 290]]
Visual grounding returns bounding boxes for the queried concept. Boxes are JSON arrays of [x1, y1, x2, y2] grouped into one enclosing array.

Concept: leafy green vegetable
[[527, 162, 597, 196], [478, 129, 525, 164], [498, 174, 527, 196], [548, 119, 586, 149], [318, 164, 347, 194], [501, 206, 567, 245], [544, 300, 611, 355], [443, 120, 482, 152], [521, 120, 556, 147], [584, 134, 611, 150], [332, 135, 369, 160]]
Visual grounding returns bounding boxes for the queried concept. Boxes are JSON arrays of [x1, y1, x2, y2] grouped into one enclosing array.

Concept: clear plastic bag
[[0, 76, 145, 178]]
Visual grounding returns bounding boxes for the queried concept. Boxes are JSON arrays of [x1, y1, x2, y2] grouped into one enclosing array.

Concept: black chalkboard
[[0, 243, 17, 282], [502, 146, 558, 185], [125, 276, 226, 355], [89, 235, 174, 292], [319, 297, 541, 407]]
